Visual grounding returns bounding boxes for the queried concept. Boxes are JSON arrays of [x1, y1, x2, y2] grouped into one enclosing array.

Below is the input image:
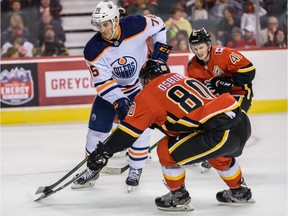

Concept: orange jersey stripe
[[97, 80, 116, 92]]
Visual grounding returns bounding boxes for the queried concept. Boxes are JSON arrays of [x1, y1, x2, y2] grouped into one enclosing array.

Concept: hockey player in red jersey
[[71, 1, 172, 191], [187, 27, 255, 112], [187, 28, 256, 171], [86, 59, 255, 211]]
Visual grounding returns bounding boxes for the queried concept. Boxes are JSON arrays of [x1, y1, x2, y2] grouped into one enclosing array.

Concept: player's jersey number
[[88, 65, 99, 77], [167, 79, 215, 114]]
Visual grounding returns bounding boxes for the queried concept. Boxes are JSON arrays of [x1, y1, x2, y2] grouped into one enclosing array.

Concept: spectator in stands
[[264, 29, 287, 48], [121, 0, 157, 8], [1, 46, 20, 58], [27, 0, 63, 27], [165, 5, 192, 45], [1, 14, 30, 45], [242, 24, 256, 49], [190, 0, 208, 21], [142, 7, 152, 16], [240, 1, 267, 33], [33, 24, 68, 56], [260, 16, 279, 46], [273, 29, 287, 48], [30, 10, 65, 46], [226, 26, 246, 48], [175, 38, 189, 51], [125, 0, 158, 15], [262, 0, 287, 17], [209, 0, 230, 23], [170, 29, 189, 48], [217, 5, 241, 46], [278, 10, 287, 35], [1, 0, 30, 31], [1, 29, 34, 57]]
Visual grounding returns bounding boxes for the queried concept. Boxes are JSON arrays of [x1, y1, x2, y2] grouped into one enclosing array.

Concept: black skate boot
[[155, 185, 193, 211], [216, 179, 255, 203], [126, 167, 142, 192], [71, 169, 100, 189]]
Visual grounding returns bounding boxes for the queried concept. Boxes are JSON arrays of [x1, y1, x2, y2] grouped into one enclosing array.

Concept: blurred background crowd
[[1, 0, 287, 58]]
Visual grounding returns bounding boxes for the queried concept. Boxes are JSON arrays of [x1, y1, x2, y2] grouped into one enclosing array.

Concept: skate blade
[[157, 203, 194, 212], [127, 185, 136, 193], [201, 167, 211, 173], [71, 181, 95, 189], [218, 197, 256, 205]]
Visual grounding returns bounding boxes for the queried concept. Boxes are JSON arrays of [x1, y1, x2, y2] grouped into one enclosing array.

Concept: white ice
[[1, 113, 287, 216]]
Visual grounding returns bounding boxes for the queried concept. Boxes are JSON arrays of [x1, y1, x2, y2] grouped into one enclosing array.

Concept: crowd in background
[[1, 0, 67, 58], [1, 0, 287, 58]]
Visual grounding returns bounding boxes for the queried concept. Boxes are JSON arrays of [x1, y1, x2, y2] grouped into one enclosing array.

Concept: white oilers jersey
[[84, 15, 166, 104]]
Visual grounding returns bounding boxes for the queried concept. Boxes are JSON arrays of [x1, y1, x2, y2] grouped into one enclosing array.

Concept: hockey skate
[[155, 185, 193, 212], [200, 160, 212, 173], [71, 168, 100, 189], [126, 167, 142, 193], [216, 179, 255, 204]]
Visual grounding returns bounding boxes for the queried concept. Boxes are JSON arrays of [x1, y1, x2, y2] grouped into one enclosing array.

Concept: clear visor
[[91, 18, 116, 32]]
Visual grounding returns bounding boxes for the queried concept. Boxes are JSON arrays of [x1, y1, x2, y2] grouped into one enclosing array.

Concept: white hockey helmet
[[91, 1, 120, 32]]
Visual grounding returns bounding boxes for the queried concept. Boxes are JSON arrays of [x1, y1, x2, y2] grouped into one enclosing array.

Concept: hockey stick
[[34, 169, 87, 201], [100, 139, 161, 175], [34, 128, 120, 199], [34, 138, 163, 200], [34, 157, 89, 199]]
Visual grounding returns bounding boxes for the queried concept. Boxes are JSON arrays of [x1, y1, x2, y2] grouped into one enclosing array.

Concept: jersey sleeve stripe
[[237, 65, 255, 73], [118, 124, 141, 138], [177, 118, 199, 128]]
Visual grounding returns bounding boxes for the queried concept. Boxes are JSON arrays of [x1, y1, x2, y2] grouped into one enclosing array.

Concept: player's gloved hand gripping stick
[[34, 139, 161, 201]]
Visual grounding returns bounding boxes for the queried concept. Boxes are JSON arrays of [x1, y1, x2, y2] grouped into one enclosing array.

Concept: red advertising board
[[1, 54, 190, 108], [37, 60, 95, 106]]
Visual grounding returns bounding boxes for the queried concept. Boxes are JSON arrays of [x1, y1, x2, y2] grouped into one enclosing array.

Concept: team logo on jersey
[[111, 56, 137, 78], [0, 67, 34, 105], [213, 66, 224, 76], [215, 47, 224, 55]]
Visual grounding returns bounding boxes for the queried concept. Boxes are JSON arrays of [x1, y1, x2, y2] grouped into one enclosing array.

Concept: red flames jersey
[[187, 46, 255, 97], [104, 73, 239, 154]]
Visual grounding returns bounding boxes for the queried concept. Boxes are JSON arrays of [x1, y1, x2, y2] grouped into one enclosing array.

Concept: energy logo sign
[[0, 67, 34, 105]]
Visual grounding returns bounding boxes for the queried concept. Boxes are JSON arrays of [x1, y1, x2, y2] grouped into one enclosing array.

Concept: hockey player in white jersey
[[71, 1, 172, 191]]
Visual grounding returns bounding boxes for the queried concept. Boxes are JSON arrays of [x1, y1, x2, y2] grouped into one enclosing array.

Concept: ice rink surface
[[1, 113, 287, 216]]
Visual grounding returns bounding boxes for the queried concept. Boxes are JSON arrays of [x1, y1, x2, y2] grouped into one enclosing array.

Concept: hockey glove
[[87, 142, 112, 172], [205, 76, 234, 94], [150, 42, 173, 62], [113, 97, 131, 121]]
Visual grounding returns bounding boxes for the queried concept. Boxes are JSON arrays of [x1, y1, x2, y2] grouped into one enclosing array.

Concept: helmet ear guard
[[139, 59, 170, 86], [91, 1, 120, 31]]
